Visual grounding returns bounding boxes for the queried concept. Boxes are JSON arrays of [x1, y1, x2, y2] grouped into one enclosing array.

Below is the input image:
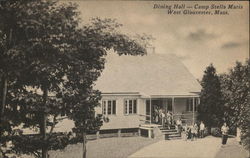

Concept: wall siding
[[95, 95, 199, 129], [96, 95, 143, 130]]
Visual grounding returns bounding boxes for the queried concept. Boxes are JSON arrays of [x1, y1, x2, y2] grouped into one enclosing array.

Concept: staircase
[[159, 125, 182, 140]]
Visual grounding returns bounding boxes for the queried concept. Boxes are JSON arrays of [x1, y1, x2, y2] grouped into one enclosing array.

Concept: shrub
[[211, 127, 221, 137], [204, 128, 209, 137]]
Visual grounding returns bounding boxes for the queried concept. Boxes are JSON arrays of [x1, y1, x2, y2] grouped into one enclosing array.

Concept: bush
[[204, 128, 209, 137], [211, 127, 221, 137]]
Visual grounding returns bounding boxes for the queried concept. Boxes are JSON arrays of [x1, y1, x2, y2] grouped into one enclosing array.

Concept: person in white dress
[[199, 121, 205, 138], [221, 122, 229, 147]]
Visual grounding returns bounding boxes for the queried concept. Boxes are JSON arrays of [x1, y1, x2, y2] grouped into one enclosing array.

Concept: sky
[[74, 1, 249, 79]]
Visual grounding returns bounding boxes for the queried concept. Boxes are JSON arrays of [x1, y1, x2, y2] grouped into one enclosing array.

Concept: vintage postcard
[[0, 0, 249, 158]]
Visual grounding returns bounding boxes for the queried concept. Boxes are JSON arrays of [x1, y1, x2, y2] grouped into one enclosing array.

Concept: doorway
[[146, 98, 173, 124]]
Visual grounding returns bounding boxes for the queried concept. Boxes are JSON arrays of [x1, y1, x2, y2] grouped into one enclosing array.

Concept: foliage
[[203, 128, 209, 137], [0, 0, 149, 157], [211, 127, 221, 137], [197, 64, 224, 129], [220, 60, 250, 150]]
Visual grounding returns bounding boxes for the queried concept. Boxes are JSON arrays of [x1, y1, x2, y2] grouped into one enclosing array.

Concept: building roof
[[94, 53, 201, 96]]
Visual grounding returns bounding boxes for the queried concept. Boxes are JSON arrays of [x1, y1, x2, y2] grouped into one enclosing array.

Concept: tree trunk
[[41, 88, 48, 158], [0, 76, 7, 137], [82, 132, 87, 158]]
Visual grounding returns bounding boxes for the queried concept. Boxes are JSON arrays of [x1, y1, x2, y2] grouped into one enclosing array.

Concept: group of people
[[160, 110, 173, 129], [153, 108, 173, 129], [181, 120, 230, 147], [181, 121, 206, 141], [154, 108, 230, 146]]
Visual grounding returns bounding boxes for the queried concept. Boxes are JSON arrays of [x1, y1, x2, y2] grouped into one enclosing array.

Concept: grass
[[48, 136, 160, 158], [14, 135, 250, 158]]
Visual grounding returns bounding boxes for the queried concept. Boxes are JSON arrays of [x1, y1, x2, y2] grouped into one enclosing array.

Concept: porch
[[139, 95, 200, 126], [138, 95, 199, 139]]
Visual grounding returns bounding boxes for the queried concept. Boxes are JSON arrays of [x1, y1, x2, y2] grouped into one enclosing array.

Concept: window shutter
[[112, 100, 116, 114], [133, 100, 137, 114]]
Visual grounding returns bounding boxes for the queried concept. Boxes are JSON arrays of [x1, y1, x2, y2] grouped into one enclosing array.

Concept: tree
[[0, 0, 38, 156], [220, 60, 250, 152], [198, 64, 224, 131], [0, 0, 149, 158], [55, 16, 150, 158]]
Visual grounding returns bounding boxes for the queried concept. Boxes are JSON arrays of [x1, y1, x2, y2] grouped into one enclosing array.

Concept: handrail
[[173, 113, 197, 116], [139, 119, 150, 122], [138, 114, 151, 117]]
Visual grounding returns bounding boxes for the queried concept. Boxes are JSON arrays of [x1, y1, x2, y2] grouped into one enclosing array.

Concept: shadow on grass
[[87, 136, 161, 158]]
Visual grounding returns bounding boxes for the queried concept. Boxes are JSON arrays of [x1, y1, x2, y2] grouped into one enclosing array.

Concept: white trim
[[101, 93, 200, 98], [172, 97, 175, 114], [101, 92, 140, 96], [124, 99, 138, 115], [192, 97, 195, 125], [149, 95, 200, 98], [102, 99, 116, 115]]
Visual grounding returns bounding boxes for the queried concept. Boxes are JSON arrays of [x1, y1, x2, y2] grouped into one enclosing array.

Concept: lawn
[[12, 135, 250, 158], [48, 136, 160, 158]]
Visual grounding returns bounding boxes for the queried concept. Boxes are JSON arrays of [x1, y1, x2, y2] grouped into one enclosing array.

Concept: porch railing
[[139, 114, 151, 124], [173, 112, 198, 125], [139, 112, 198, 126]]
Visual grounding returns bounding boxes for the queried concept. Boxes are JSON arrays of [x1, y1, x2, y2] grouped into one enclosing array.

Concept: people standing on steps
[[166, 110, 172, 129], [161, 110, 166, 127]]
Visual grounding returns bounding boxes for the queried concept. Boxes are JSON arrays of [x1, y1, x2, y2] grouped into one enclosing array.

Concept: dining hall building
[[94, 52, 201, 138]]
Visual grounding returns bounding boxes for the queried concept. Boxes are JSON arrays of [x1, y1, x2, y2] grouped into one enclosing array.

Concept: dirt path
[[129, 136, 249, 158], [214, 138, 249, 158]]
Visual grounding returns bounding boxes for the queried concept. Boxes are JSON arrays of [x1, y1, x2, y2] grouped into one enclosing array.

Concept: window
[[129, 100, 133, 113], [186, 98, 198, 112], [167, 99, 172, 111], [102, 100, 116, 115], [186, 98, 192, 111], [112, 100, 116, 114], [146, 100, 150, 115], [194, 98, 199, 111], [124, 99, 137, 115]]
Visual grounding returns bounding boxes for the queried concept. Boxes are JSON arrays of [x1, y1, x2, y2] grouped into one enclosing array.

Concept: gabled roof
[[94, 53, 201, 96]]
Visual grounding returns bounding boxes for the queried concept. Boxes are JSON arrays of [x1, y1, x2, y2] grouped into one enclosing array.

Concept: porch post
[[150, 97, 152, 124], [192, 97, 195, 125], [172, 97, 174, 123]]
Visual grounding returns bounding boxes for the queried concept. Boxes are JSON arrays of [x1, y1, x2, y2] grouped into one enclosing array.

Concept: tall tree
[[0, 1, 149, 158], [0, 1, 36, 156], [220, 60, 250, 152], [198, 64, 224, 130], [56, 17, 149, 158]]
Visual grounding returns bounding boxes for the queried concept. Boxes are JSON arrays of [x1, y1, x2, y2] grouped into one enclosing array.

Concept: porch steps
[[159, 126, 181, 140]]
